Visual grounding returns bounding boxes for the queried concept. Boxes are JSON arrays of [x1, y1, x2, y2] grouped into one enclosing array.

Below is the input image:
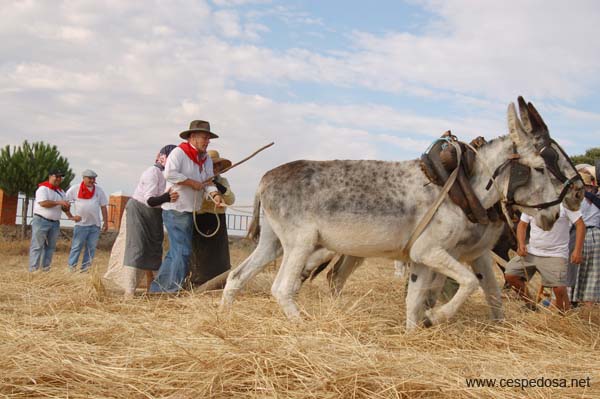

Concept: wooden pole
[[193, 270, 231, 293], [200, 142, 274, 185]]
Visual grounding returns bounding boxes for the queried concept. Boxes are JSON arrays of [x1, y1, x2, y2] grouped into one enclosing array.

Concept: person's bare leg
[[552, 286, 571, 313], [505, 274, 531, 300], [146, 270, 154, 292]]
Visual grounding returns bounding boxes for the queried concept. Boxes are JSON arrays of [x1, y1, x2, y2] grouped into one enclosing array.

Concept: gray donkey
[[222, 98, 583, 330]]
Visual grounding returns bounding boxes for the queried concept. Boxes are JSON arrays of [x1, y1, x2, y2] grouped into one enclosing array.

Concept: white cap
[[82, 169, 98, 178]]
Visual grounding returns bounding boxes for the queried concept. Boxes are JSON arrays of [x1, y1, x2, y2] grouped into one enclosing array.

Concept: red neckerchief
[[179, 142, 207, 169], [78, 181, 95, 199], [38, 181, 64, 193]]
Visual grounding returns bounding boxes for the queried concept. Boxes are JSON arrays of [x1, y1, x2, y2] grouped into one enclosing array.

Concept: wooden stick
[[194, 270, 231, 293], [201, 142, 274, 185]]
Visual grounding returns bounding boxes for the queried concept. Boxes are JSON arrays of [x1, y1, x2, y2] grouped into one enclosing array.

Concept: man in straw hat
[[149, 120, 224, 293], [189, 150, 236, 287]]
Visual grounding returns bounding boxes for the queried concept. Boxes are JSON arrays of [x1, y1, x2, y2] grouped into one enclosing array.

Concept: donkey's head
[[506, 97, 582, 230], [515, 97, 584, 211]]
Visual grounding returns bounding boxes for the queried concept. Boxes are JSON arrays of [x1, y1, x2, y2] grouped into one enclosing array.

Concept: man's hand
[[517, 244, 527, 257], [570, 251, 582, 265], [59, 200, 71, 211], [70, 215, 82, 223], [191, 180, 207, 191], [102, 222, 109, 232], [211, 192, 224, 208], [168, 188, 179, 202]]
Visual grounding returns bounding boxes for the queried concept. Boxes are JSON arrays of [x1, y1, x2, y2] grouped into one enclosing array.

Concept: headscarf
[[155, 144, 177, 170]]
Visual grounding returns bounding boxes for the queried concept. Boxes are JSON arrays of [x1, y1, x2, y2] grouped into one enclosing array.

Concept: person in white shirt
[[149, 120, 224, 293], [505, 204, 585, 312], [29, 169, 78, 271], [65, 169, 109, 272]]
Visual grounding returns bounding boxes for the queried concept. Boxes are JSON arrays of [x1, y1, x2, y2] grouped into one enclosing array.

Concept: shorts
[[505, 254, 568, 287]]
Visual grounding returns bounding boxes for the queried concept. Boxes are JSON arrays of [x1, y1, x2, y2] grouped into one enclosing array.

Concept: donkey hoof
[[422, 316, 433, 328]]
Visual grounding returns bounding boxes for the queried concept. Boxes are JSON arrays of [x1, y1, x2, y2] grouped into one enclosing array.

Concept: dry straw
[[1, 240, 599, 398]]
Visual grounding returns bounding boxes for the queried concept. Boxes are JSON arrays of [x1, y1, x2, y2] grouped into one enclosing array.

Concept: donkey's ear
[[517, 96, 533, 133], [507, 102, 529, 146], [526, 101, 549, 133]]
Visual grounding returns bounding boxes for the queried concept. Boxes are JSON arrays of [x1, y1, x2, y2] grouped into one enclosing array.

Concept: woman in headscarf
[[103, 144, 178, 297], [188, 150, 235, 287], [571, 167, 600, 306]]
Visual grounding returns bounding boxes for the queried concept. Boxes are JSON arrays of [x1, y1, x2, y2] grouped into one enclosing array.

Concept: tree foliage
[[570, 147, 600, 166], [0, 141, 73, 230], [0, 141, 74, 195]]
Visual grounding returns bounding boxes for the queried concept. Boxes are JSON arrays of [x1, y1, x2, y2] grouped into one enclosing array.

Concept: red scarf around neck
[[38, 181, 63, 193], [78, 181, 95, 199], [179, 142, 207, 169]]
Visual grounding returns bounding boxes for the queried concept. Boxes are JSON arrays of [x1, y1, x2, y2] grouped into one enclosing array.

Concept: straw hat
[[179, 120, 219, 140], [580, 170, 597, 186], [576, 164, 596, 185], [208, 150, 232, 169]]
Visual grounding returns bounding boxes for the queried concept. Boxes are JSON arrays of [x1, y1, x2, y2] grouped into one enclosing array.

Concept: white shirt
[[581, 196, 600, 228], [521, 204, 582, 259], [66, 184, 109, 227], [132, 166, 166, 207], [161, 146, 217, 213], [33, 185, 66, 221]]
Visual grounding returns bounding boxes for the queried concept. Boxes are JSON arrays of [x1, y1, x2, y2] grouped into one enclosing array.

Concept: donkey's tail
[[246, 191, 261, 241]]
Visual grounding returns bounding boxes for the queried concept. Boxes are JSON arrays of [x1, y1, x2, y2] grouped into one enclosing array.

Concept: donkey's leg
[[221, 220, 282, 307], [327, 256, 365, 295], [405, 263, 437, 330], [271, 230, 317, 319], [411, 245, 479, 327], [424, 271, 448, 309], [470, 253, 504, 321]]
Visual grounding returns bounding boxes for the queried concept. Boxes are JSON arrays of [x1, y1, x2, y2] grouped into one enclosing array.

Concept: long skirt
[[572, 227, 600, 302], [123, 199, 163, 270], [102, 209, 154, 294], [189, 212, 230, 286], [102, 202, 163, 295]]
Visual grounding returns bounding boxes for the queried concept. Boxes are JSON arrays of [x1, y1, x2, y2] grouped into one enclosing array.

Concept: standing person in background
[[189, 150, 235, 287], [149, 120, 223, 293], [103, 145, 179, 297], [65, 169, 108, 272], [572, 169, 600, 306], [505, 203, 585, 312], [29, 169, 79, 272]]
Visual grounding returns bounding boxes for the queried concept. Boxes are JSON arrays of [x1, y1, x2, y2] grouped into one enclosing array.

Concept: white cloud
[[57, 26, 93, 42], [6, 63, 102, 91], [214, 10, 242, 38]]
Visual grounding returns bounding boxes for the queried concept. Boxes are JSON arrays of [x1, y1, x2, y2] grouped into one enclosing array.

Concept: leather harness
[[420, 132, 500, 225], [420, 133, 581, 224]]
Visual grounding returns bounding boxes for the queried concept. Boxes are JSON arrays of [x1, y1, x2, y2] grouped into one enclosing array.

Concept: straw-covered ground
[[1, 237, 599, 398]]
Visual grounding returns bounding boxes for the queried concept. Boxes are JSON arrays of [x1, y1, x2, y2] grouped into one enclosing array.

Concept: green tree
[[0, 141, 73, 235], [570, 147, 600, 165]]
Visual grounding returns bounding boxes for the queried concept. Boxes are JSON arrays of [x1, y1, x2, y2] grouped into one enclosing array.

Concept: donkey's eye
[[534, 167, 545, 173]]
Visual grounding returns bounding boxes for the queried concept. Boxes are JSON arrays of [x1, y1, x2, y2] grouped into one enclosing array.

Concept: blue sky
[[1, 0, 600, 207]]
